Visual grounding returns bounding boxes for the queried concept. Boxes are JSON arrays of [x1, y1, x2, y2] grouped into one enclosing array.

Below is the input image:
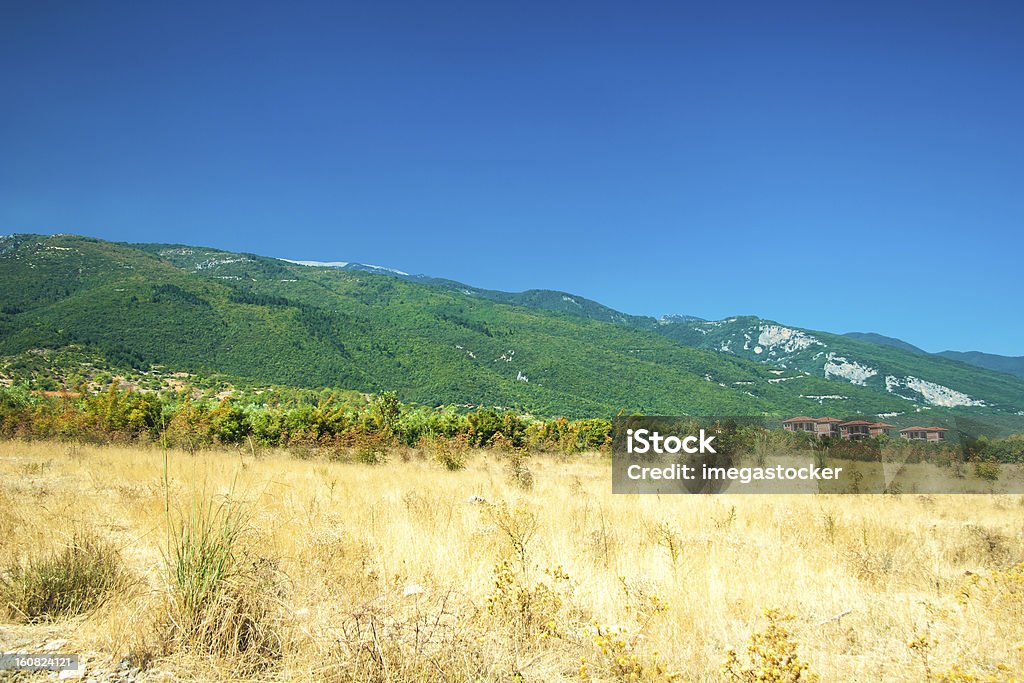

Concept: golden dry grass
[[0, 439, 1022, 682]]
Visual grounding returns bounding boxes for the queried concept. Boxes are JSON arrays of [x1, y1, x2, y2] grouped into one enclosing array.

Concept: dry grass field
[[1, 440, 1022, 682]]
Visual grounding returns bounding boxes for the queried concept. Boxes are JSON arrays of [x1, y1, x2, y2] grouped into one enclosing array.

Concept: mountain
[[243, 256, 656, 327], [1, 233, 1022, 417], [937, 351, 1024, 380], [842, 332, 926, 355], [279, 258, 411, 277], [653, 316, 1024, 410], [842, 332, 1024, 382]]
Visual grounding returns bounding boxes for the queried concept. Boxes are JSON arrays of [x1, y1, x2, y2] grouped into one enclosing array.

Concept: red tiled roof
[[869, 423, 895, 428], [839, 420, 873, 426], [816, 417, 843, 423], [899, 426, 948, 433], [783, 417, 815, 423]]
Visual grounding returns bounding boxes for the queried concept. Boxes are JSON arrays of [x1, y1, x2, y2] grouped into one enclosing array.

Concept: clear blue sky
[[2, 1, 1022, 354]]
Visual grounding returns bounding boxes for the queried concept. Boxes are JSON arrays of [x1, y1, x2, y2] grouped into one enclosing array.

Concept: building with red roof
[[899, 426, 948, 442]]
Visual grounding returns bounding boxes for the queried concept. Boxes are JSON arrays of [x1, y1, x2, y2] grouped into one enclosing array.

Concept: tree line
[[0, 384, 613, 456], [1, 384, 1021, 465]]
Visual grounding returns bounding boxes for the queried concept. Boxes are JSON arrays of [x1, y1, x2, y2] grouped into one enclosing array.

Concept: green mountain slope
[[654, 316, 1024, 412], [268, 262, 663, 329], [842, 332, 927, 355], [842, 332, 1024, 381], [1, 234, 1021, 417], [937, 351, 1024, 380], [375, 266, 1024, 415]]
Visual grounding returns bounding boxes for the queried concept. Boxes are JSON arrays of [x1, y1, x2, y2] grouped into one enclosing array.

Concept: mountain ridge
[[1, 233, 1022, 417], [936, 350, 1024, 381], [286, 254, 1024, 384], [842, 332, 928, 356]]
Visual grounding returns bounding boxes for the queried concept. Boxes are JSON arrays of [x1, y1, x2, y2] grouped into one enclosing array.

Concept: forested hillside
[[1, 233, 1021, 417]]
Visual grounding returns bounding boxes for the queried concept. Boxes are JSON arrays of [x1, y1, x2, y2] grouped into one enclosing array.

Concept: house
[[839, 420, 873, 440], [899, 426, 948, 442], [782, 417, 817, 433], [783, 417, 842, 438], [784, 417, 898, 440], [813, 417, 843, 438], [869, 422, 895, 437], [838, 420, 894, 440]]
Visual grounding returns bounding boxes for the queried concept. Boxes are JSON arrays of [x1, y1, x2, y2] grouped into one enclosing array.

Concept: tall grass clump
[[0, 531, 126, 622], [165, 493, 283, 670]]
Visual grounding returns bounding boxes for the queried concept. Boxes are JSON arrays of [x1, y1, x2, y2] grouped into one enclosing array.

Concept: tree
[[374, 391, 400, 436]]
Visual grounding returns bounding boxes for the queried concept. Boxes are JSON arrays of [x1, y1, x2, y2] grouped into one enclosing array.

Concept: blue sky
[[1, 1, 1022, 354]]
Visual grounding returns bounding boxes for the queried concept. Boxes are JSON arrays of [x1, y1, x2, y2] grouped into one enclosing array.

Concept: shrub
[[973, 459, 1001, 482], [907, 631, 1017, 682], [583, 619, 672, 682], [162, 397, 212, 454], [352, 430, 390, 465], [468, 408, 503, 447], [209, 398, 250, 444], [485, 560, 567, 641], [0, 532, 127, 622], [424, 433, 469, 471], [505, 451, 534, 491], [958, 562, 1024, 622], [372, 391, 401, 436], [722, 609, 819, 682], [488, 504, 539, 569]]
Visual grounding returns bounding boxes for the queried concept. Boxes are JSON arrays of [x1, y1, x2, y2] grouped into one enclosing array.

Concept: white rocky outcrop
[[823, 353, 877, 386]]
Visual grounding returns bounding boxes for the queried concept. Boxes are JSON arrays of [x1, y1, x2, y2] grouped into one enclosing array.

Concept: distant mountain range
[[933, 351, 1024, 380], [841, 332, 928, 356], [840, 332, 1024, 380], [1, 233, 1022, 417]]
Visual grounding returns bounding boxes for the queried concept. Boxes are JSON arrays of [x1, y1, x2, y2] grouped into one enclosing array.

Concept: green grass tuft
[[165, 492, 282, 670]]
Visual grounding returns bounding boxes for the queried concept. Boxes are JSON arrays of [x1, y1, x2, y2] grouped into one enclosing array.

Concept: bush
[[349, 430, 391, 465], [974, 459, 1001, 482], [467, 408, 502, 447], [526, 416, 611, 454], [485, 560, 566, 641], [505, 451, 534, 491], [162, 397, 212, 454], [209, 398, 250, 444], [722, 609, 819, 682], [424, 433, 469, 471], [0, 532, 127, 622]]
